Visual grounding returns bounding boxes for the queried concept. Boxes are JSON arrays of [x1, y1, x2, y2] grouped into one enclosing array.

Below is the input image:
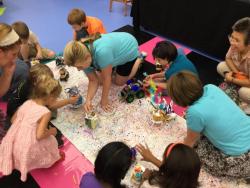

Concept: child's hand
[[136, 144, 155, 163], [143, 74, 155, 87], [142, 168, 152, 180], [145, 74, 154, 81], [83, 100, 93, 113], [49, 127, 57, 136], [143, 79, 150, 88], [69, 95, 80, 105]]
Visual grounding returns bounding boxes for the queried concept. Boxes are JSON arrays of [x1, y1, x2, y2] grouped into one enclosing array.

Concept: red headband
[[165, 143, 181, 158]]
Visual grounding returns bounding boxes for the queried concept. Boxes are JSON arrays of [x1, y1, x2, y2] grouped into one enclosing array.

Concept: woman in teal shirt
[[167, 71, 250, 179], [63, 32, 142, 111]]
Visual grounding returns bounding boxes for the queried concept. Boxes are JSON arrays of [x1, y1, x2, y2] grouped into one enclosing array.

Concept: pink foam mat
[[139, 37, 192, 64], [31, 137, 93, 188], [163, 96, 186, 117]]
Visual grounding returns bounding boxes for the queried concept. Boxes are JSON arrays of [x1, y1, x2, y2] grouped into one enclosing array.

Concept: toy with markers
[[151, 99, 176, 124], [142, 72, 176, 124], [59, 67, 69, 81], [55, 56, 65, 68], [131, 164, 145, 184], [30, 59, 40, 66], [120, 79, 145, 103]]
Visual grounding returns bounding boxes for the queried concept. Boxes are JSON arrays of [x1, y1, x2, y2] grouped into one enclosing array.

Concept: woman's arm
[[86, 71, 99, 101], [232, 78, 250, 87], [100, 65, 113, 110], [83, 71, 99, 112], [183, 128, 200, 148], [225, 72, 250, 87], [0, 63, 16, 97], [36, 112, 57, 140], [225, 58, 239, 73]]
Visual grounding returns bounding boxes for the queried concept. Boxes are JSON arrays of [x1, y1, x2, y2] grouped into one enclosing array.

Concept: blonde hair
[[68, 8, 86, 25], [30, 64, 54, 86], [30, 74, 62, 99], [0, 23, 21, 50], [63, 33, 101, 66]]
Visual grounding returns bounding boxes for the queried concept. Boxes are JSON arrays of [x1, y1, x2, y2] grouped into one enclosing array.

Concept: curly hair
[[30, 74, 61, 99]]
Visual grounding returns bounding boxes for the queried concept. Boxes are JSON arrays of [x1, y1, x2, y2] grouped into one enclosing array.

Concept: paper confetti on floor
[[47, 61, 248, 188]]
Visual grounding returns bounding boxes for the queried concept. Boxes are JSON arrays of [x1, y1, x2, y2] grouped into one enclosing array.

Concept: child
[[136, 143, 201, 188], [80, 142, 133, 188], [0, 74, 63, 181], [29, 64, 79, 110], [30, 64, 80, 146], [67, 8, 106, 41], [11, 21, 55, 61], [217, 17, 250, 114], [144, 41, 198, 89], [63, 32, 143, 112]]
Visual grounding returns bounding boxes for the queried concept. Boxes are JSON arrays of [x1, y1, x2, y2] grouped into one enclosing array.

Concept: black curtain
[[131, 0, 250, 60]]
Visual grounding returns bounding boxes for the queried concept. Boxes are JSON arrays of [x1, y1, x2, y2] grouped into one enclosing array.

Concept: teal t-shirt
[[186, 84, 250, 156], [84, 32, 139, 74], [165, 49, 198, 80]]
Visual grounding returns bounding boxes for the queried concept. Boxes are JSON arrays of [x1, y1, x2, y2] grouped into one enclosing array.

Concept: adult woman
[[217, 17, 250, 113], [0, 23, 20, 97], [0, 23, 21, 138], [167, 71, 250, 179], [63, 32, 142, 112]]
